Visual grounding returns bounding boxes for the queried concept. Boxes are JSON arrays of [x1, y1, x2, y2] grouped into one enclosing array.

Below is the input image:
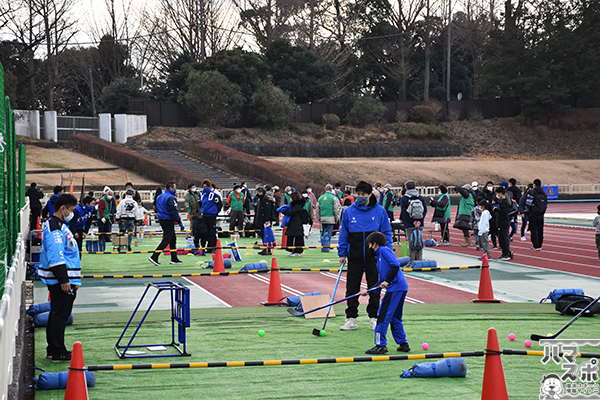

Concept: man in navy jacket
[[149, 182, 185, 265]]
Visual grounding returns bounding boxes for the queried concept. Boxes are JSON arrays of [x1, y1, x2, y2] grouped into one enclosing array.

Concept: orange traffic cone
[[64, 341, 89, 400], [34, 216, 42, 239], [281, 226, 288, 248], [261, 257, 283, 306], [212, 238, 225, 273], [481, 328, 508, 400], [472, 255, 500, 303]]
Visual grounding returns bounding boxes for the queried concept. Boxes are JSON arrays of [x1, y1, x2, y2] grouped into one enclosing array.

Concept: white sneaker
[[520, 236, 526, 241], [370, 318, 377, 330], [340, 318, 358, 331]]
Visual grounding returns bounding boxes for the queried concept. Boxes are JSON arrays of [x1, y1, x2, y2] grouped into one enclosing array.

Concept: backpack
[[529, 190, 547, 216], [407, 196, 424, 220], [540, 288, 585, 303], [508, 200, 519, 218], [410, 229, 423, 251], [214, 193, 223, 213], [555, 294, 600, 317]]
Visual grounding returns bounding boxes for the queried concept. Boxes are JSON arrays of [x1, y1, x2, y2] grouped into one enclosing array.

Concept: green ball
[[258, 330, 265, 337], [319, 330, 326, 337]]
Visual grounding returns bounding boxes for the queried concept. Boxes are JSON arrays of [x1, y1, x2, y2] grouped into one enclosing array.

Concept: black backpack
[[555, 294, 600, 316], [529, 190, 547, 216]]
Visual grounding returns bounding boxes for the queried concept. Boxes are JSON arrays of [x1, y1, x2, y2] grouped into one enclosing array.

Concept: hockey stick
[[530, 294, 600, 341], [312, 262, 345, 336], [288, 285, 380, 317]]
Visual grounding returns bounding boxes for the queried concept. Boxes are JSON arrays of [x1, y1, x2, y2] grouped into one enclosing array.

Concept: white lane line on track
[[508, 242, 599, 256], [183, 277, 232, 308], [320, 272, 424, 304], [248, 274, 304, 296]]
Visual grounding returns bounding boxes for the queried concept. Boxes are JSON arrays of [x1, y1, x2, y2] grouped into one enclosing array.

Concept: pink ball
[[524, 340, 532, 348], [422, 342, 429, 350], [508, 333, 516, 341]]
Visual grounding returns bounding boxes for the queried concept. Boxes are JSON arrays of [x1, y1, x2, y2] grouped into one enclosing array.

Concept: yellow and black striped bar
[[402, 265, 481, 272], [279, 268, 343, 272], [273, 265, 482, 273], [502, 349, 600, 358], [81, 245, 339, 255], [81, 269, 269, 279], [86, 351, 485, 371], [89, 228, 260, 236]]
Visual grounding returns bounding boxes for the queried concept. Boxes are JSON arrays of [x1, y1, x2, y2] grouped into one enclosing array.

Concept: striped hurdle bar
[[81, 269, 269, 279], [278, 265, 482, 273], [83, 349, 600, 372], [81, 245, 339, 255]]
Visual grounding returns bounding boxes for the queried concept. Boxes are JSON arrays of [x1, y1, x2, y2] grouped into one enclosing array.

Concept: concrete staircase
[[138, 149, 265, 189]]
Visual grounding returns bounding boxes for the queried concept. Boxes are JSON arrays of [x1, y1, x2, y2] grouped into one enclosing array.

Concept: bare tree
[[25, 0, 78, 110]]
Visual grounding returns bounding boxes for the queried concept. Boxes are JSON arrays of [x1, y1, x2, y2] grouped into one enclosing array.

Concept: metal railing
[[0, 204, 29, 400], [345, 184, 600, 196], [57, 116, 100, 141]]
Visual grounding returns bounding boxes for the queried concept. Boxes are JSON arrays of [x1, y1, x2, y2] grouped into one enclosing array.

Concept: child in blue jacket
[[362, 231, 410, 354]]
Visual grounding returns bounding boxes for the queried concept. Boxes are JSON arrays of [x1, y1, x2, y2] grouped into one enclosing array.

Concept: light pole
[[130, 42, 144, 90], [446, 0, 452, 102]]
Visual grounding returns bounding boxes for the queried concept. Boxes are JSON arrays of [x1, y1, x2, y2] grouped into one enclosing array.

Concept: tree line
[[0, 0, 598, 122]]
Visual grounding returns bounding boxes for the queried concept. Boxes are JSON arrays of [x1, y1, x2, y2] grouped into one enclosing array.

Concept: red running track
[[426, 202, 600, 278], [186, 272, 477, 307]]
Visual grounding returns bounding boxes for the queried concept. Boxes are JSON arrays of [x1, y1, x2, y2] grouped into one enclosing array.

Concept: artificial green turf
[[33, 303, 600, 399], [80, 233, 341, 276]]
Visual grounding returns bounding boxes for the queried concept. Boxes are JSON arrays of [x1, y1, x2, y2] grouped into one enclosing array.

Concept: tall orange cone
[[472, 255, 500, 303], [64, 341, 88, 400], [481, 328, 508, 400], [261, 257, 283, 306], [212, 238, 226, 273], [34, 216, 42, 239], [281, 226, 288, 247]]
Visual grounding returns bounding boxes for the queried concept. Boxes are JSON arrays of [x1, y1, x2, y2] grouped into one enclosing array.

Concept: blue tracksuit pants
[[374, 290, 407, 346]]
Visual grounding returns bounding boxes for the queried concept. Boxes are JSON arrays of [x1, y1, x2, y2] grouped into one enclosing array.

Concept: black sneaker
[[397, 343, 411, 352], [170, 260, 183, 265], [51, 352, 72, 362], [148, 257, 161, 266], [365, 345, 388, 355], [258, 250, 268, 255]]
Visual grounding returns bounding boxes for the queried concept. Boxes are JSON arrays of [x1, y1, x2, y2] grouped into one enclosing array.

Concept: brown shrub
[[408, 105, 436, 124], [69, 134, 208, 187]]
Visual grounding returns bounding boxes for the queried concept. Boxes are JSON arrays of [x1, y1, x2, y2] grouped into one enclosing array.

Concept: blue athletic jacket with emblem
[[338, 202, 392, 262], [156, 190, 181, 222], [68, 204, 94, 233], [374, 246, 408, 292], [39, 216, 82, 286]]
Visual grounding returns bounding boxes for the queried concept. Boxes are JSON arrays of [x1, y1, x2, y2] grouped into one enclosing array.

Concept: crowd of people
[[28, 175, 595, 360]]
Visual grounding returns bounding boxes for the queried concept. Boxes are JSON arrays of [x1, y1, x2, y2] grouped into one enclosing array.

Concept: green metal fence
[[0, 61, 25, 298]]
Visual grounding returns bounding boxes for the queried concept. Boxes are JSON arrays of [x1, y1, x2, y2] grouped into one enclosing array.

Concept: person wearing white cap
[[471, 181, 482, 199]]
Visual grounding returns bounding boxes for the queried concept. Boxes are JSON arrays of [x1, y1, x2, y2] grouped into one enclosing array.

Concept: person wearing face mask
[[228, 185, 246, 233], [200, 180, 222, 254], [185, 183, 201, 219], [338, 181, 392, 332], [305, 185, 317, 220], [240, 182, 252, 216], [97, 187, 114, 252], [482, 181, 498, 249], [453, 183, 476, 247], [116, 188, 139, 252], [150, 182, 185, 265], [400, 180, 428, 266], [382, 184, 396, 222], [68, 196, 95, 258], [430, 185, 451, 245], [39, 194, 82, 362], [284, 186, 294, 205], [317, 184, 339, 252]]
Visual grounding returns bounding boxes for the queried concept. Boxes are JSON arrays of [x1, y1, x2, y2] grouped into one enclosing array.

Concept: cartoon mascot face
[[540, 374, 563, 399]]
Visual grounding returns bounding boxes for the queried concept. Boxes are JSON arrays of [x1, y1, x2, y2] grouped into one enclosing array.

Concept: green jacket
[[458, 193, 474, 216], [97, 196, 112, 219], [436, 193, 451, 219], [185, 190, 201, 216], [228, 192, 245, 212], [317, 192, 338, 224], [383, 191, 395, 212]]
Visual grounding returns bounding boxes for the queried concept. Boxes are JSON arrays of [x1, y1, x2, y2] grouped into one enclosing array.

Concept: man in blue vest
[[68, 196, 95, 258], [39, 194, 81, 362], [149, 182, 185, 265]]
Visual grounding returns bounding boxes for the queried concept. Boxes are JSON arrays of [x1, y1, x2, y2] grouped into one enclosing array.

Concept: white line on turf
[[248, 274, 304, 296], [182, 277, 232, 308]]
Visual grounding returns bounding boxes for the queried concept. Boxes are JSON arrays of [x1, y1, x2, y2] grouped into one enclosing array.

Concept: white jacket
[[116, 195, 138, 219]]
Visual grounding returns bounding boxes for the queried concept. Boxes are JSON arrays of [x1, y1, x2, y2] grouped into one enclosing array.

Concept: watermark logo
[[539, 339, 599, 399]]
